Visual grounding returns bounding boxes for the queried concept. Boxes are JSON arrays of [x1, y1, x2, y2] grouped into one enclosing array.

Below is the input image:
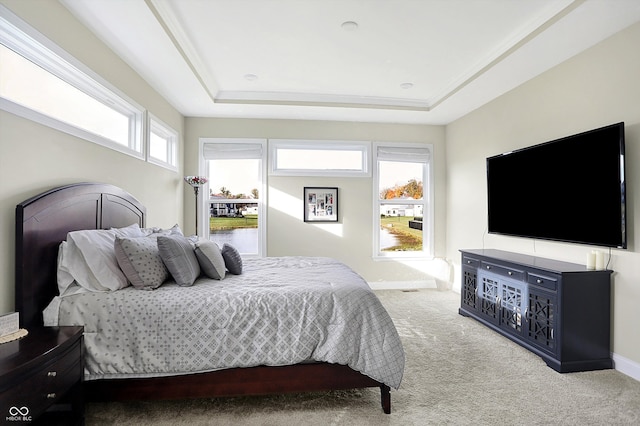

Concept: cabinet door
[[525, 287, 557, 356], [477, 271, 500, 325], [498, 278, 526, 337], [461, 265, 478, 312]]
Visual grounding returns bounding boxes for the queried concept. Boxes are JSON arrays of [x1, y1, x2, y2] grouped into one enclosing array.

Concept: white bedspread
[[44, 257, 404, 389]]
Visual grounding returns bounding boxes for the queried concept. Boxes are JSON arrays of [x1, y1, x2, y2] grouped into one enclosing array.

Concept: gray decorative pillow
[[114, 235, 168, 290], [221, 243, 243, 275], [195, 240, 226, 280], [157, 234, 200, 286]]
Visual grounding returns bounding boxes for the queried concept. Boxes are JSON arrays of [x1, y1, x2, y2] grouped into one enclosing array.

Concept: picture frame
[[304, 187, 338, 222]]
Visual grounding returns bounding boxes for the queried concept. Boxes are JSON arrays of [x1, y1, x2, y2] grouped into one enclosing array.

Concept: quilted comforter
[[44, 257, 405, 389]]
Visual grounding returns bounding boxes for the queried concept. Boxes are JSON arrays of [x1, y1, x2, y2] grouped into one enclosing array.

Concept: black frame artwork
[[304, 187, 338, 222]]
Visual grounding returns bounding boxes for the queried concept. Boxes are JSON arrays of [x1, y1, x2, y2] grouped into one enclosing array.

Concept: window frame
[[147, 112, 179, 171], [373, 142, 434, 260], [199, 138, 267, 256], [269, 140, 371, 177], [0, 6, 145, 159]]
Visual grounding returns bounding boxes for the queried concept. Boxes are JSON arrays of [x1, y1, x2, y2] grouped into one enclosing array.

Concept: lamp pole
[[193, 185, 199, 236], [184, 176, 208, 237]]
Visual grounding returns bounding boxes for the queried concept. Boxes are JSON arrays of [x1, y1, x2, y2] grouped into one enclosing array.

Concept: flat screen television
[[486, 122, 626, 249]]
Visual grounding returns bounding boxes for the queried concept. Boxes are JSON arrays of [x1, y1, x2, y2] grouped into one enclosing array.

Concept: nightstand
[[0, 326, 84, 425]]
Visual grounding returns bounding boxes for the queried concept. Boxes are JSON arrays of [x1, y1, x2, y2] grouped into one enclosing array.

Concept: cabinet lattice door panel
[[500, 281, 525, 334], [462, 267, 478, 311], [526, 289, 556, 355], [479, 274, 499, 324]]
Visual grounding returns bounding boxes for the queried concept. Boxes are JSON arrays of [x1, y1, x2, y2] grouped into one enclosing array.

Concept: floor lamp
[[184, 176, 208, 236]]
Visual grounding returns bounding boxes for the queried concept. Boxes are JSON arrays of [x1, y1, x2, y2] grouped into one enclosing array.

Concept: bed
[[15, 182, 404, 413]]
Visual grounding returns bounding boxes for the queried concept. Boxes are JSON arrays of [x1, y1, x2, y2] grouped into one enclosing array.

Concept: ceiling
[[60, 0, 640, 125]]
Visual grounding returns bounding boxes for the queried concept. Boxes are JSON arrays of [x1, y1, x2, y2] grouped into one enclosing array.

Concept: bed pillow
[[114, 235, 168, 290], [110, 223, 145, 238], [141, 224, 183, 236], [63, 229, 129, 292], [221, 243, 243, 275], [157, 234, 201, 286], [194, 240, 226, 280], [56, 240, 109, 295]]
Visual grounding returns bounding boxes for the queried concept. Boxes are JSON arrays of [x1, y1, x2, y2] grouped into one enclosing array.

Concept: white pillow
[[59, 229, 129, 292], [111, 223, 145, 238], [140, 224, 183, 236], [57, 241, 83, 295]]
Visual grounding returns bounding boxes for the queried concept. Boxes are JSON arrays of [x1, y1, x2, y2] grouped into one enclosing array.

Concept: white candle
[[595, 250, 605, 270], [586, 251, 596, 270]]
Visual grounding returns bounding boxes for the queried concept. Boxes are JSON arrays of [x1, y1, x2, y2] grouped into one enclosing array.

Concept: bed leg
[[380, 384, 391, 414]]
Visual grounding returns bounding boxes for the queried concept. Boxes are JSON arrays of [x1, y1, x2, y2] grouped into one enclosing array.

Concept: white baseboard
[[613, 352, 640, 382], [368, 279, 437, 290]]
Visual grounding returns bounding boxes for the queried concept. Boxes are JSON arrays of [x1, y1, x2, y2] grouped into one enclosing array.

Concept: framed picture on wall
[[304, 187, 338, 222]]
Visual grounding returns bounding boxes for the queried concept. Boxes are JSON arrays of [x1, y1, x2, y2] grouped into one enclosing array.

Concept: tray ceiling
[[61, 0, 640, 124]]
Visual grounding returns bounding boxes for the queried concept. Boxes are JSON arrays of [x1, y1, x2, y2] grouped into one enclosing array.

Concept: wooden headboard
[[15, 183, 146, 328]]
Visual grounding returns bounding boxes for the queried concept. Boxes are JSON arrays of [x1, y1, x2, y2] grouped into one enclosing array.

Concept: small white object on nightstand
[[0, 312, 19, 338]]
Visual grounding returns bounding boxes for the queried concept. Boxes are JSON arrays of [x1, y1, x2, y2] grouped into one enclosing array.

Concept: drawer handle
[[508, 271, 513, 276], [46, 393, 56, 399], [467, 260, 471, 264], [47, 371, 57, 377], [537, 279, 543, 284], [486, 266, 491, 270]]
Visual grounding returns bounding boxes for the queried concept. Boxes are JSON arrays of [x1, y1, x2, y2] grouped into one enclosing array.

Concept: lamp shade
[[184, 176, 208, 187]]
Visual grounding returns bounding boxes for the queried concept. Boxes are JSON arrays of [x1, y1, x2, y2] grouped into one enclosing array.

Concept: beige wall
[[446, 22, 640, 371], [185, 118, 449, 285], [0, 0, 184, 314]]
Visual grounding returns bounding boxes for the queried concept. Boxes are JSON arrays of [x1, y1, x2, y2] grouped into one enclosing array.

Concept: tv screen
[[487, 122, 626, 248]]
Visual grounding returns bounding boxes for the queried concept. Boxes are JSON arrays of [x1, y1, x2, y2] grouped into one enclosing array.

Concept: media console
[[459, 249, 613, 373]]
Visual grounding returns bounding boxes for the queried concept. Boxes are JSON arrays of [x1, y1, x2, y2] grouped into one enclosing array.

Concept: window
[[0, 8, 143, 157], [270, 140, 370, 176], [373, 143, 433, 259], [201, 139, 267, 256], [147, 113, 178, 170]]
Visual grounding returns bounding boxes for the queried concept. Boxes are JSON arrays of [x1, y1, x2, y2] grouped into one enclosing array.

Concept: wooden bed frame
[[15, 182, 392, 413]]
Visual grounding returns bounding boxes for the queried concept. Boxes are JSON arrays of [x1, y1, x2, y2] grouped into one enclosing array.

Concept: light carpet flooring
[[85, 289, 640, 425]]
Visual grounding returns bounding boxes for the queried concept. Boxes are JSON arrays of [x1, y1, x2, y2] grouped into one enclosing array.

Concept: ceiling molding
[[215, 91, 431, 111], [429, 0, 584, 110], [144, 0, 219, 103]]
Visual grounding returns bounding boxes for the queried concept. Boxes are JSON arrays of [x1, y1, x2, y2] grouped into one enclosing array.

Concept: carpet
[[85, 289, 640, 425]]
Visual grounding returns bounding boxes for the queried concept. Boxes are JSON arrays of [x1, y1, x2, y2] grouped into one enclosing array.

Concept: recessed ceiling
[[61, 0, 640, 124]]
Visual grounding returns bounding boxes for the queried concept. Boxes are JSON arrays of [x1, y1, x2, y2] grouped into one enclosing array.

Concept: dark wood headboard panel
[[15, 183, 146, 328]]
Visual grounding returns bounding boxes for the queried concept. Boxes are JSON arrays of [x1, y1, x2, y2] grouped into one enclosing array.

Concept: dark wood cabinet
[[0, 326, 84, 424], [459, 249, 612, 373]]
